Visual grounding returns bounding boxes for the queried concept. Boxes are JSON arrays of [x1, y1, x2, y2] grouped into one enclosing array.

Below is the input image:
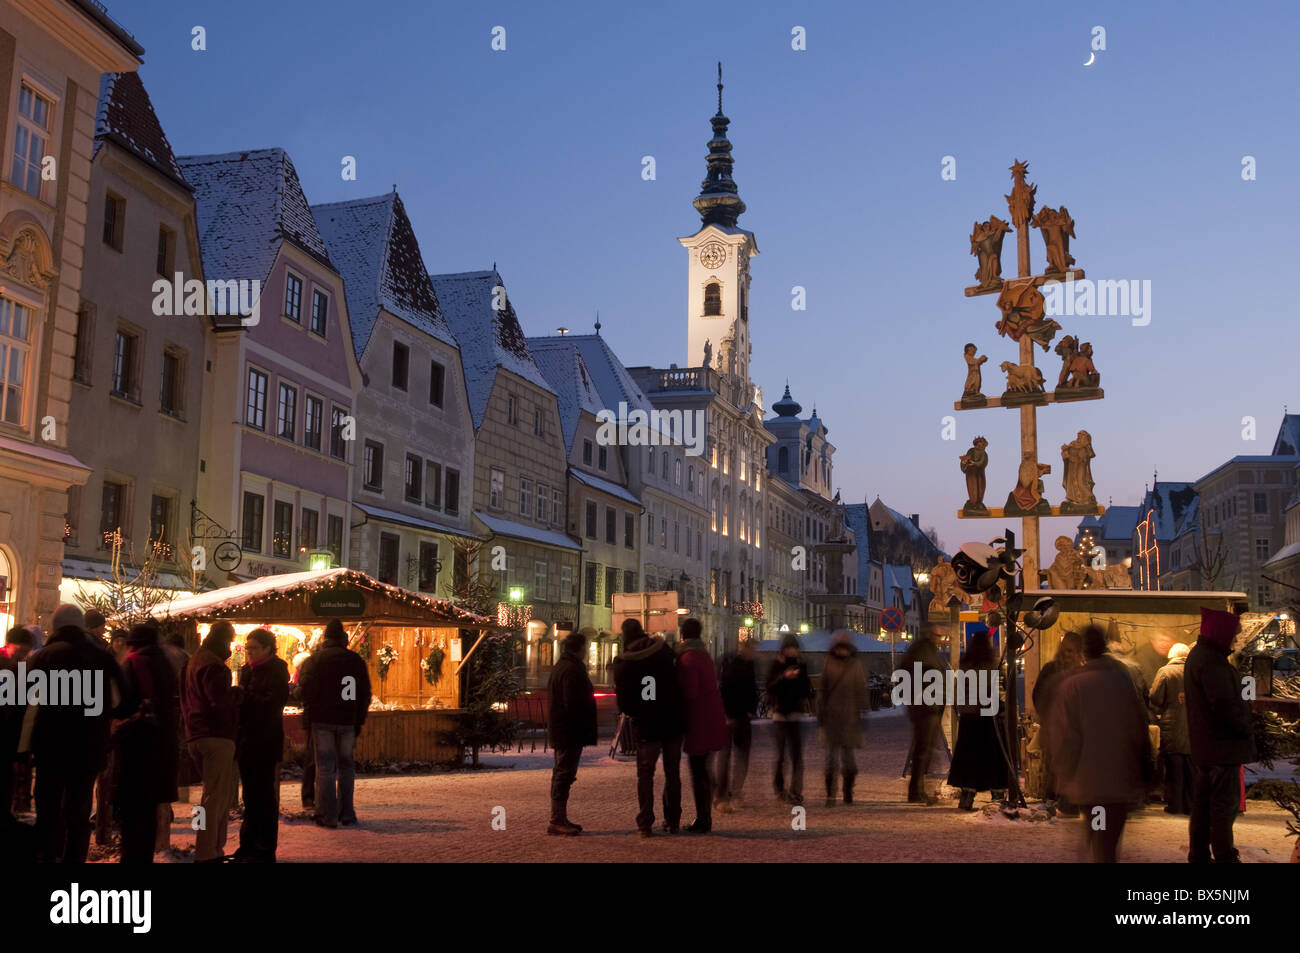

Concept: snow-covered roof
[[1138, 482, 1198, 541], [474, 512, 582, 551], [178, 148, 333, 285], [1264, 540, 1300, 567], [314, 192, 456, 359], [1079, 504, 1141, 543], [431, 270, 554, 429], [63, 558, 192, 594], [843, 503, 872, 576], [1172, 496, 1201, 539], [528, 341, 605, 452], [1273, 414, 1300, 456], [352, 502, 482, 540], [151, 568, 491, 624], [883, 564, 916, 606], [95, 72, 189, 190], [569, 468, 640, 506]]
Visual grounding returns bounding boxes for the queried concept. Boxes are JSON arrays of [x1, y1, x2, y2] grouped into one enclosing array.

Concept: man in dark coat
[[1048, 625, 1150, 862], [114, 624, 179, 863], [716, 638, 759, 812], [235, 628, 290, 861], [611, 618, 685, 836], [1185, 608, 1255, 863], [766, 633, 814, 805], [22, 604, 125, 863], [546, 630, 597, 836], [298, 619, 371, 828], [900, 625, 948, 804], [1148, 642, 1192, 815], [676, 618, 726, 833], [181, 620, 240, 862]]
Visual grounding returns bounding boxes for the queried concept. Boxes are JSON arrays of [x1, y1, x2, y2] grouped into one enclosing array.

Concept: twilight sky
[[113, 0, 1299, 559]]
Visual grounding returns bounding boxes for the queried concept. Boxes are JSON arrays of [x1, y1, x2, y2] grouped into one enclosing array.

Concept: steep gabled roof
[[178, 148, 332, 284], [1138, 482, 1198, 541], [95, 72, 188, 189], [843, 503, 873, 597], [314, 192, 456, 358], [1273, 414, 1300, 455], [431, 270, 553, 429], [528, 340, 605, 453]]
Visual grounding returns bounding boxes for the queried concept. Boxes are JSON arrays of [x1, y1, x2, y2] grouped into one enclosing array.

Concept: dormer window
[[703, 282, 722, 316]]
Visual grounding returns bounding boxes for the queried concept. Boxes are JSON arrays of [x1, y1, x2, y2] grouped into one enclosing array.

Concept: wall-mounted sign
[[310, 588, 366, 616], [213, 541, 242, 573]]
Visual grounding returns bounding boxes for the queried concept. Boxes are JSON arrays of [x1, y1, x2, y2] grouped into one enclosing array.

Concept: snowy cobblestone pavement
[[152, 710, 1294, 863]]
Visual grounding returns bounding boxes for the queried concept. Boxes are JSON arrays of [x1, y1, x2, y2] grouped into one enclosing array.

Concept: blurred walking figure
[[1032, 630, 1084, 817], [94, 626, 131, 846], [546, 630, 597, 836], [235, 629, 290, 861], [299, 619, 371, 829], [766, 633, 813, 805], [611, 618, 685, 837], [157, 630, 190, 851], [181, 620, 240, 862], [1048, 625, 1150, 862], [676, 619, 726, 833], [0, 627, 32, 855], [22, 604, 124, 863], [114, 624, 178, 863], [902, 625, 948, 805], [716, 638, 759, 812], [947, 632, 1006, 811], [818, 632, 870, 806], [1185, 609, 1255, 863], [1148, 642, 1192, 815]]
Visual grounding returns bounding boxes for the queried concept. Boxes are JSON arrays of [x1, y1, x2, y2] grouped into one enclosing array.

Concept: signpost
[[881, 605, 904, 673]]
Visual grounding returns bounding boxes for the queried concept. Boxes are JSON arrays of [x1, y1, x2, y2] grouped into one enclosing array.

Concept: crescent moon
[[1084, 52, 1096, 66]]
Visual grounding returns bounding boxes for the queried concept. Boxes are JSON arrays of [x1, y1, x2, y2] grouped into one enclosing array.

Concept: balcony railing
[[637, 366, 715, 393]]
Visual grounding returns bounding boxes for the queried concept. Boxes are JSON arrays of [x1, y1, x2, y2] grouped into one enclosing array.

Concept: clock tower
[[681, 64, 758, 393]]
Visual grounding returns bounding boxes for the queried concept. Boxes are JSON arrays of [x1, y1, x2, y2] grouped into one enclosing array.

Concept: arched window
[[661, 451, 669, 478], [0, 548, 12, 636], [674, 459, 682, 487], [778, 446, 789, 473], [687, 467, 695, 493], [703, 281, 722, 316], [711, 493, 719, 532]]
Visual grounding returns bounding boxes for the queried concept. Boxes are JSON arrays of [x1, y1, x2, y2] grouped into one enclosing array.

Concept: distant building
[[1130, 481, 1198, 590], [314, 191, 478, 596], [181, 148, 363, 583], [844, 503, 885, 635], [0, 0, 142, 629], [1074, 505, 1139, 570], [1262, 459, 1300, 608], [433, 270, 581, 644], [64, 72, 204, 603]]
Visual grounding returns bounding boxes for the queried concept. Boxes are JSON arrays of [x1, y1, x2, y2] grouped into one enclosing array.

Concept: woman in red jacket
[[676, 618, 727, 833]]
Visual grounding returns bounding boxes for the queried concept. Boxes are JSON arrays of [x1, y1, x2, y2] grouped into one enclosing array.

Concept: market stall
[[151, 568, 496, 763]]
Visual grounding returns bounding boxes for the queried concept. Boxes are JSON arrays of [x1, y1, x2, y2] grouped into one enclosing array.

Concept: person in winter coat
[[234, 629, 290, 861], [1047, 625, 1150, 862], [20, 604, 125, 863], [291, 643, 319, 811], [946, 632, 1006, 810], [675, 619, 727, 833], [818, 632, 870, 806], [298, 619, 371, 829], [766, 633, 814, 805], [546, 630, 597, 836], [716, 638, 759, 812], [157, 629, 190, 850], [113, 624, 179, 863], [4, 625, 34, 820], [181, 620, 240, 862], [1185, 608, 1255, 863], [901, 625, 948, 804], [1148, 642, 1192, 815], [1033, 630, 1084, 817], [611, 618, 685, 836]]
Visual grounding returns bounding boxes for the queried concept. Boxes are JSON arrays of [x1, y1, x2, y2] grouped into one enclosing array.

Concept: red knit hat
[[1199, 608, 1240, 649]]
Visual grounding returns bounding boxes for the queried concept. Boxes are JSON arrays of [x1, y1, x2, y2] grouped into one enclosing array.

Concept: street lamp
[[508, 586, 524, 603], [799, 622, 809, 634]]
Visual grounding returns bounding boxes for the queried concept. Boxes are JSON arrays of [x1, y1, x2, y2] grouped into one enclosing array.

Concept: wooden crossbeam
[[953, 388, 1104, 411], [956, 505, 1106, 519], [963, 269, 1086, 297]]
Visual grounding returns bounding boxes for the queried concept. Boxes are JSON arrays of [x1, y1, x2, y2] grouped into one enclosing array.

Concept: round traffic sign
[[881, 606, 904, 632]]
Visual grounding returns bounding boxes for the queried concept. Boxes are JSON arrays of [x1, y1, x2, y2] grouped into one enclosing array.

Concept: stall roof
[[151, 568, 493, 627], [757, 630, 894, 653]]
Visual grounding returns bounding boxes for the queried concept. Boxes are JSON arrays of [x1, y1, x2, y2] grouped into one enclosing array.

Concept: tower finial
[[594, 311, 601, 335], [694, 63, 745, 227], [717, 62, 723, 115]]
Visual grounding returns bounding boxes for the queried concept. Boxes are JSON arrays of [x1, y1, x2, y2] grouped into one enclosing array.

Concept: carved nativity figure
[[1030, 205, 1077, 276], [999, 360, 1045, 395], [970, 216, 1011, 290], [995, 282, 1062, 351], [1006, 451, 1051, 514], [1043, 535, 1087, 590], [959, 436, 989, 516], [927, 558, 967, 614], [1060, 430, 1097, 513], [962, 343, 988, 401]]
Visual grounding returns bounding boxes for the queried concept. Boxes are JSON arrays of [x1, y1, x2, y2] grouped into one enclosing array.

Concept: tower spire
[[693, 62, 745, 228]]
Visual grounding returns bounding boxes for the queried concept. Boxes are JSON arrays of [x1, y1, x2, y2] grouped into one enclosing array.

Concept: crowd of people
[[550, 607, 1259, 864], [0, 607, 372, 863]]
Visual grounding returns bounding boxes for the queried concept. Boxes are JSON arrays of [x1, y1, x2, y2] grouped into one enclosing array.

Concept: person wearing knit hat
[[1184, 607, 1255, 863], [84, 609, 108, 644], [181, 621, 240, 862], [1149, 642, 1193, 815]]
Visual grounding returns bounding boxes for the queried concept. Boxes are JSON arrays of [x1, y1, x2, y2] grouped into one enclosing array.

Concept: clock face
[[699, 242, 727, 269]]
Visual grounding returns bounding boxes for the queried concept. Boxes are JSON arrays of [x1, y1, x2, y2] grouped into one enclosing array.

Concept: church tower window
[[703, 281, 722, 316]]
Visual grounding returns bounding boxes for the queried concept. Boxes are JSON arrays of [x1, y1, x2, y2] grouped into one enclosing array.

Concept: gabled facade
[[0, 0, 142, 629], [433, 270, 581, 650], [763, 471, 805, 635], [63, 71, 205, 598], [844, 502, 884, 635], [313, 191, 476, 597], [180, 148, 362, 583], [1131, 480, 1197, 591]]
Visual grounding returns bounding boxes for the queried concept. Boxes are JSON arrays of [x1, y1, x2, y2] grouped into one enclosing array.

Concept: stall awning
[[352, 503, 484, 540]]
